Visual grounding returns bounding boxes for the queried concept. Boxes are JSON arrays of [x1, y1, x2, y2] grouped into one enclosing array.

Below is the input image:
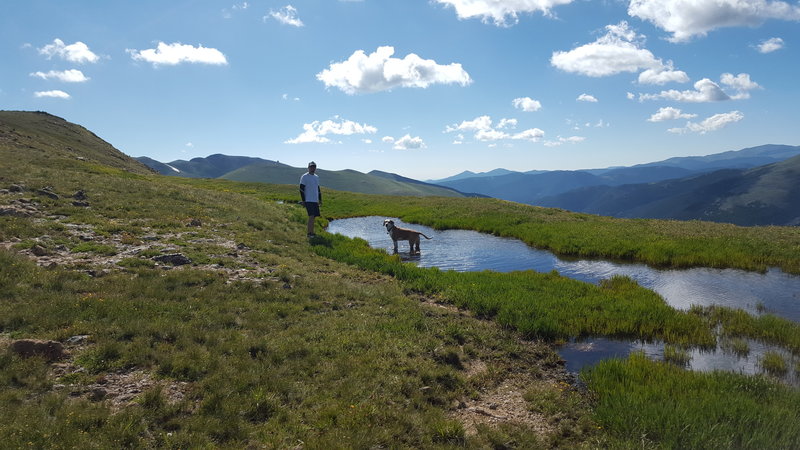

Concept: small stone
[[73, 190, 88, 200], [9, 184, 25, 192], [186, 218, 202, 227], [72, 201, 90, 207], [152, 253, 192, 266], [66, 335, 91, 345]]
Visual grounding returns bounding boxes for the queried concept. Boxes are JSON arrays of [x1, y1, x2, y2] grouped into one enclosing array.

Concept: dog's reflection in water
[[383, 219, 432, 255]]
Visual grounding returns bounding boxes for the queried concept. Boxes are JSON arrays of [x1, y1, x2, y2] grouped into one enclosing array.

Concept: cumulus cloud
[[551, 22, 682, 78], [222, 2, 249, 19], [392, 134, 426, 150], [638, 65, 689, 85], [628, 0, 800, 42], [445, 115, 544, 142], [38, 39, 99, 63], [512, 97, 542, 112], [544, 136, 586, 147], [639, 78, 730, 102], [435, 0, 575, 26], [316, 46, 471, 94], [577, 93, 598, 102], [720, 73, 761, 99], [285, 117, 377, 144], [128, 42, 228, 66], [647, 107, 697, 122], [756, 37, 784, 53], [267, 5, 304, 26], [34, 90, 70, 99], [668, 111, 744, 134], [30, 69, 89, 83], [639, 73, 759, 102]]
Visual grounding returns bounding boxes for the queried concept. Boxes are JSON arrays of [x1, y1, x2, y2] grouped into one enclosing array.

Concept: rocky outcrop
[[10, 339, 66, 361]]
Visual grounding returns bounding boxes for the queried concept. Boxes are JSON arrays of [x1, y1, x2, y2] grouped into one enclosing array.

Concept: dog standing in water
[[383, 219, 432, 254]]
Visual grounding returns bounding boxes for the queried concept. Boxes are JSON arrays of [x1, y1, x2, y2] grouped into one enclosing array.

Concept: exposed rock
[[153, 253, 192, 266], [72, 201, 90, 207], [37, 188, 59, 200], [186, 218, 202, 227], [0, 189, 9, 195], [65, 335, 91, 345], [31, 244, 49, 256], [10, 339, 66, 361], [9, 184, 25, 192], [73, 190, 88, 200]]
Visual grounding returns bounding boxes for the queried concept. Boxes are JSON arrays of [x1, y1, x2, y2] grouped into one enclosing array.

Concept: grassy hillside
[[1, 111, 152, 176], [2, 111, 800, 448], [223, 162, 465, 198]]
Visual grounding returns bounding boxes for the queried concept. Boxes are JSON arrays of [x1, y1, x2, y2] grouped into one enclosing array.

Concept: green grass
[[3, 112, 800, 448], [760, 351, 789, 377], [584, 353, 800, 449]]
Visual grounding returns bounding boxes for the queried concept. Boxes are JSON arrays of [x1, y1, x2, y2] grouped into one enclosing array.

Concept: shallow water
[[327, 216, 800, 383]]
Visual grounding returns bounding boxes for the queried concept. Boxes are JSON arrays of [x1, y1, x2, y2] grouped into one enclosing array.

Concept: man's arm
[[299, 184, 306, 203], [317, 186, 322, 205]]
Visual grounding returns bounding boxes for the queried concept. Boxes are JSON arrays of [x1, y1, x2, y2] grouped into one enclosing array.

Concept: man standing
[[299, 161, 321, 237]]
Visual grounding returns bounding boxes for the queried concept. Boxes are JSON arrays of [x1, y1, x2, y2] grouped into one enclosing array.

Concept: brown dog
[[383, 219, 431, 254]]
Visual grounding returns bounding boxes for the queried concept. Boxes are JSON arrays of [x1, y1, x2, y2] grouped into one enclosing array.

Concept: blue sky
[[2, 0, 799, 180]]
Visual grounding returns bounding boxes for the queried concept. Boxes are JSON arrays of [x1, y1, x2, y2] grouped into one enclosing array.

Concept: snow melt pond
[[327, 216, 800, 384]]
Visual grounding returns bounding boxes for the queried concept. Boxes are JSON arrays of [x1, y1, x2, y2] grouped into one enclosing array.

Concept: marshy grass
[[663, 344, 692, 366], [585, 352, 800, 449], [760, 351, 789, 377], [721, 337, 751, 357]]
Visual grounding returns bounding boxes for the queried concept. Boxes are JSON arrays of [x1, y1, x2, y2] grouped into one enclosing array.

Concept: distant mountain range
[[538, 154, 800, 226], [135, 155, 467, 198], [427, 144, 800, 225]]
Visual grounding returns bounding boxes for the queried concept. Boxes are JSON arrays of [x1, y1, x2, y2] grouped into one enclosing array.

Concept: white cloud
[[393, 134, 426, 150], [435, 0, 575, 26], [577, 93, 598, 102], [445, 115, 544, 142], [756, 37, 784, 53], [668, 110, 744, 134], [627, 92, 636, 100], [637, 65, 689, 85], [316, 46, 471, 94], [551, 22, 672, 77], [512, 97, 542, 112], [647, 107, 697, 122], [498, 118, 518, 129], [30, 69, 89, 83], [267, 5, 304, 27], [446, 115, 493, 133], [639, 78, 730, 102], [362, 139, 373, 144], [34, 90, 70, 99], [544, 136, 586, 147], [38, 39, 99, 64], [629, 0, 800, 42], [720, 73, 761, 99], [128, 42, 228, 66], [382, 136, 395, 143], [285, 117, 377, 144], [639, 73, 759, 102], [512, 128, 546, 141]]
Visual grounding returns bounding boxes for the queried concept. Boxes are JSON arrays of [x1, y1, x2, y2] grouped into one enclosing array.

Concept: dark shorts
[[304, 202, 320, 217]]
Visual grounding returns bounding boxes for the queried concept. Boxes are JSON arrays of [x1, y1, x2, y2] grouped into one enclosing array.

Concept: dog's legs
[[393, 240, 399, 254]]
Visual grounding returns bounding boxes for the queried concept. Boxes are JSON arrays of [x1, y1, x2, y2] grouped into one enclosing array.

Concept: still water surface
[[328, 217, 800, 383]]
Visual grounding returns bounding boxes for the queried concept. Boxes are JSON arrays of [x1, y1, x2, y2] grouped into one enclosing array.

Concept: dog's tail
[[420, 233, 432, 240]]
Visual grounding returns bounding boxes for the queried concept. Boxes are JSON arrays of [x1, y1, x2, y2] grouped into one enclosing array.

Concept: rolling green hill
[[222, 162, 466, 197]]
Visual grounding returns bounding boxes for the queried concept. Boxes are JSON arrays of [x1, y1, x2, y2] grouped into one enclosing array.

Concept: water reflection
[[327, 216, 800, 383]]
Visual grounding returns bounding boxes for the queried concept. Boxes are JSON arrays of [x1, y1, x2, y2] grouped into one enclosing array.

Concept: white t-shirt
[[299, 172, 320, 203]]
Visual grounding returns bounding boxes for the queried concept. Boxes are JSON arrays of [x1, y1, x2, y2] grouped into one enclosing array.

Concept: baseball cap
[[308, 161, 316, 167]]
